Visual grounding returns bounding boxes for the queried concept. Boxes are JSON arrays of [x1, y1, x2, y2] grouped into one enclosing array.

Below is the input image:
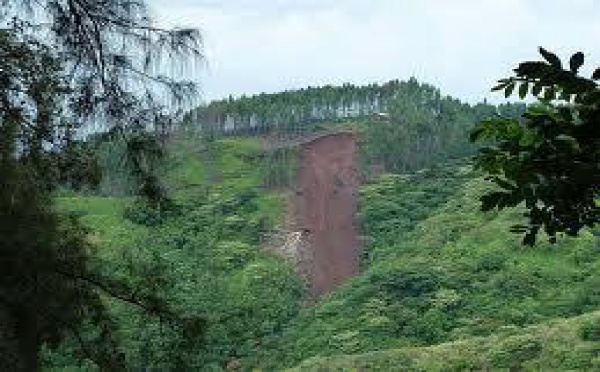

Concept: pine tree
[[0, 1, 203, 369]]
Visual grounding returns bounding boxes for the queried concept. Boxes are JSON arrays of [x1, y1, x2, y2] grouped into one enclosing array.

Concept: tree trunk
[[1, 304, 38, 371]]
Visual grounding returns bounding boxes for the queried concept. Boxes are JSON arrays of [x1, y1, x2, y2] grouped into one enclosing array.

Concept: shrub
[[123, 198, 180, 226], [370, 267, 439, 299], [488, 335, 542, 369], [579, 318, 600, 341]]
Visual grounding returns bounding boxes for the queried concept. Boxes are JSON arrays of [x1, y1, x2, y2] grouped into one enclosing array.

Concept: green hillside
[[291, 311, 600, 371], [256, 168, 600, 369], [6, 2, 600, 370], [46, 131, 600, 370], [40, 80, 599, 369], [48, 136, 302, 369]]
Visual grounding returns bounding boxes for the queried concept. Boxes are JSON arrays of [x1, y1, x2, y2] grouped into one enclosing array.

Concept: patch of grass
[[166, 136, 265, 194], [54, 196, 147, 257]]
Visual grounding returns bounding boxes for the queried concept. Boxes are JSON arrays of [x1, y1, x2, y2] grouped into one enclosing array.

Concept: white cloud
[[147, 0, 600, 103]]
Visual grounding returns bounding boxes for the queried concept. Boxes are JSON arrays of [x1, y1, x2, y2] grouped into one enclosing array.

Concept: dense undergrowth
[[261, 171, 600, 369], [47, 132, 600, 370], [48, 135, 302, 369], [291, 311, 600, 371]]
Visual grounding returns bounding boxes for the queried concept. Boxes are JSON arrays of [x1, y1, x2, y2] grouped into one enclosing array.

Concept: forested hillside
[[292, 310, 600, 370], [188, 78, 525, 138], [47, 135, 600, 370], [43, 76, 600, 369], [49, 136, 303, 369], [263, 168, 600, 369], [188, 79, 525, 175]]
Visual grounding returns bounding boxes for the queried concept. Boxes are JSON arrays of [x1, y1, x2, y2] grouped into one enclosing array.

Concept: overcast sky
[[147, 0, 600, 104]]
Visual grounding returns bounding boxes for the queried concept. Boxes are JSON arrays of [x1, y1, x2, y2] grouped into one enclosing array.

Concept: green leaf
[[504, 82, 516, 98], [531, 83, 543, 96], [539, 47, 562, 68], [593, 67, 600, 80], [518, 82, 529, 99], [569, 52, 584, 72], [515, 61, 548, 77]]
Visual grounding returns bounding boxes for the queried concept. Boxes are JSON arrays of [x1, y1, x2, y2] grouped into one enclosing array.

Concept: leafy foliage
[[47, 137, 302, 370], [359, 164, 471, 264], [359, 79, 524, 174], [471, 48, 600, 245], [579, 317, 600, 341], [0, 1, 202, 369], [290, 311, 600, 371], [261, 170, 600, 369], [189, 78, 525, 143], [123, 198, 180, 226]]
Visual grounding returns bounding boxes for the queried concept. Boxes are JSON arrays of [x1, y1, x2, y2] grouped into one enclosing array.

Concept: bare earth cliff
[[294, 132, 361, 296]]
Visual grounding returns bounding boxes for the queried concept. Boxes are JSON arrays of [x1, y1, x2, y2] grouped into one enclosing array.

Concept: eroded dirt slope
[[294, 132, 361, 296]]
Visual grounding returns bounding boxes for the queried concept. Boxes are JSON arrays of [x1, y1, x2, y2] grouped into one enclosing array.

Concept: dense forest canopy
[[188, 78, 525, 137], [186, 78, 525, 176]]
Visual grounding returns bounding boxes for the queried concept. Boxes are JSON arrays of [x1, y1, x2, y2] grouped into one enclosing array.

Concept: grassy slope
[[56, 135, 285, 256], [165, 134, 287, 226], [55, 196, 147, 258], [291, 310, 600, 371]]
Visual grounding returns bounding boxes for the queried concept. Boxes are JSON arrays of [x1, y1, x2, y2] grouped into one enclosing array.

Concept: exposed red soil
[[293, 132, 361, 296]]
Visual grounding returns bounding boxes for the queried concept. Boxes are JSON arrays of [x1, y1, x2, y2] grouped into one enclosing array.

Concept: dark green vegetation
[[197, 78, 525, 176], [471, 48, 600, 245], [0, 28, 135, 370], [1, 1, 202, 370], [357, 84, 523, 174], [190, 78, 524, 139]]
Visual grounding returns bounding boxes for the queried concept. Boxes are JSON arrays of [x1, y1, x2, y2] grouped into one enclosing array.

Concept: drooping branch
[[50, 267, 173, 318]]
